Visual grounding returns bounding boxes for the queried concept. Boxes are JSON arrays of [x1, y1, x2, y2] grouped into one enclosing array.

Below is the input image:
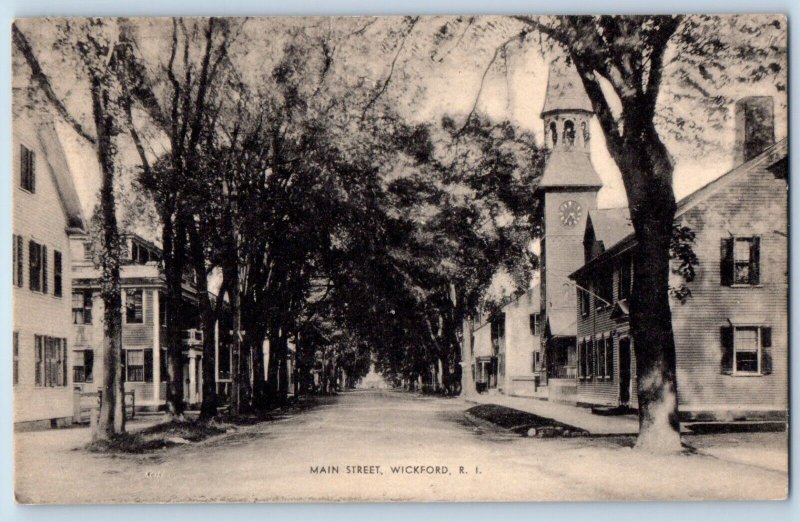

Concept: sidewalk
[[464, 392, 640, 435]]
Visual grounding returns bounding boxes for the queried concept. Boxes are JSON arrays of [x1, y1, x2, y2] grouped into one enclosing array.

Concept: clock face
[[559, 200, 582, 227]]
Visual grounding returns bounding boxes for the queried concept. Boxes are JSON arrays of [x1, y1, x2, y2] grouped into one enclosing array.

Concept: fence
[[73, 389, 136, 424]]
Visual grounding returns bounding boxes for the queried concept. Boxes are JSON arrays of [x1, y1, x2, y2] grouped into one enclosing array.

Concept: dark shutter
[[761, 327, 772, 375], [750, 237, 761, 285], [720, 238, 733, 286], [29, 148, 36, 192], [62, 339, 68, 386], [720, 326, 734, 374], [16, 235, 23, 287], [29, 241, 36, 291], [144, 350, 154, 382], [42, 245, 48, 294]]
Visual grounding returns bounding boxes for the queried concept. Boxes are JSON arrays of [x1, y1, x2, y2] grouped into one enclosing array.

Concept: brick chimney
[[734, 96, 775, 164]]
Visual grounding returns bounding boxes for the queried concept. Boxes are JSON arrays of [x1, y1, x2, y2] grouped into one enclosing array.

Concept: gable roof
[[586, 207, 633, 251], [546, 308, 577, 337], [32, 116, 86, 232], [538, 149, 603, 191], [569, 137, 788, 280], [541, 61, 594, 116]]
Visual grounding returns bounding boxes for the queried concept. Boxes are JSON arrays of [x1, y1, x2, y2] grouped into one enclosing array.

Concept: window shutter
[[761, 327, 772, 375], [29, 240, 36, 291], [12, 235, 17, 287], [720, 326, 734, 374], [750, 237, 761, 285], [30, 149, 36, 192], [145, 350, 154, 382], [720, 238, 733, 286], [42, 246, 48, 294], [62, 339, 68, 386], [17, 235, 23, 287]]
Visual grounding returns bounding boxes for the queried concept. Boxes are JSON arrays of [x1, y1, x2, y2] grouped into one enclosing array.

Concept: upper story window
[[563, 120, 576, 146], [28, 240, 47, 294], [529, 313, 541, 337], [549, 121, 558, 146], [13, 332, 19, 386], [581, 121, 590, 145], [72, 291, 93, 324], [721, 236, 761, 286], [20, 145, 36, 193], [53, 250, 63, 297], [12, 235, 23, 288], [596, 268, 613, 309], [125, 289, 144, 323], [617, 257, 632, 301], [579, 286, 591, 317], [490, 314, 506, 340]]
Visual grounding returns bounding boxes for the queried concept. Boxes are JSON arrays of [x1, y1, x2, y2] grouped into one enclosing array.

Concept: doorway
[[618, 337, 631, 406]]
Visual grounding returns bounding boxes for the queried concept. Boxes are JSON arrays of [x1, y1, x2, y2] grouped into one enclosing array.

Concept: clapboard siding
[[671, 160, 787, 415], [576, 261, 636, 407], [573, 146, 787, 418], [13, 120, 77, 425], [121, 289, 154, 347]]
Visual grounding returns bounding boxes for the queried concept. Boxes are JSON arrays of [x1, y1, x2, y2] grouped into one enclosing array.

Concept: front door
[[618, 337, 631, 406]]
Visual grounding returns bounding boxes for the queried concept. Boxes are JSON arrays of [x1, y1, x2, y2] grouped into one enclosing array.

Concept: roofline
[[540, 108, 594, 118], [568, 138, 788, 280]]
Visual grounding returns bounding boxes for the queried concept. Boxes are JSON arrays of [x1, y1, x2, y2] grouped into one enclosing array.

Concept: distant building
[[70, 233, 228, 411], [466, 286, 541, 396], [13, 108, 86, 429], [570, 97, 788, 421]]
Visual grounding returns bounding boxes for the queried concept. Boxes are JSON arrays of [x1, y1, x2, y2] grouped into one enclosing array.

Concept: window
[[618, 257, 632, 301], [579, 286, 591, 317], [579, 339, 593, 380], [596, 337, 605, 379], [72, 291, 93, 324], [53, 250, 63, 297], [20, 144, 36, 192], [126, 350, 145, 382], [34, 336, 67, 387], [125, 349, 153, 382], [13, 332, 19, 386], [596, 268, 613, 309], [73, 350, 94, 383], [549, 121, 558, 146], [29, 240, 46, 293], [533, 351, 541, 373], [529, 313, 541, 336], [12, 235, 23, 287], [581, 121, 590, 145], [83, 242, 93, 261], [125, 289, 144, 323], [721, 237, 760, 286], [721, 325, 772, 376], [563, 120, 576, 146]]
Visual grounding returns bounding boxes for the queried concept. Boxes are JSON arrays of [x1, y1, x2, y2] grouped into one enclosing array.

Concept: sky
[[23, 16, 789, 227]]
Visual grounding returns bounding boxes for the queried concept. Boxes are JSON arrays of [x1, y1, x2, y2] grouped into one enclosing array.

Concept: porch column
[[188, 354, 197, 405], [152, 290, 160, 405]]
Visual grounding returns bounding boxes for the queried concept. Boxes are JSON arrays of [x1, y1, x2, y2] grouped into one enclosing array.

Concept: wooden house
[[569, 97, 788, 421]]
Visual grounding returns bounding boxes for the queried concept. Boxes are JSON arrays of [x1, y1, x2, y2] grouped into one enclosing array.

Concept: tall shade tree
[[499, 14, 786, 451], [13, 19, 127, 440]]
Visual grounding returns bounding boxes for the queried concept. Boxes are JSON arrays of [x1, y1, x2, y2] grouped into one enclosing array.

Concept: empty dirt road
[[15, 390, 787, 503]]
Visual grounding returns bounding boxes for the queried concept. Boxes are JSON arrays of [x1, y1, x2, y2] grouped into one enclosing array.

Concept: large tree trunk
[[164, 215, 186, 420], [619, 126, 681, 453], [91, 77, 124, 441], [196, 280, 218, 421]]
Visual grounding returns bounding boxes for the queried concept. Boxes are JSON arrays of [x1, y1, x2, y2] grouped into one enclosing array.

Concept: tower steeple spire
[[538, 61, 602, 191]]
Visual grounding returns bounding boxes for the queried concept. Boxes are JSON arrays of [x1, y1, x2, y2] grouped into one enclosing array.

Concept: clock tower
[[537, 62, 602, 381]]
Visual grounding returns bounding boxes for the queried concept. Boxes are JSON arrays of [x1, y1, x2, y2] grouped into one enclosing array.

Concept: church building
[[535, 62, 603, 404]]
